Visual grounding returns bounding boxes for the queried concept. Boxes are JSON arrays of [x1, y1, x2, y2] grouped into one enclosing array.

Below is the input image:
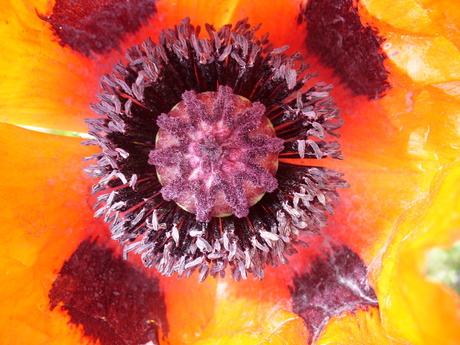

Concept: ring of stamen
[[84, 18, 348, 282]]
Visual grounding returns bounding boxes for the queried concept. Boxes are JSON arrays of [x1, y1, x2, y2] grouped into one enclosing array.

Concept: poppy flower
[[1, 0, 460, 345]]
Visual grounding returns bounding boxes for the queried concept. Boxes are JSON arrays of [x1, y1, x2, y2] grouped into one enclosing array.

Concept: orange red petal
[[0, 123, 96, 343], [1, 0, 460, 344]]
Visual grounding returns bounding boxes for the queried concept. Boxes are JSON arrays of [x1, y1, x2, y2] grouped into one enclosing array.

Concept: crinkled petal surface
[[1, 0, 460, 344]]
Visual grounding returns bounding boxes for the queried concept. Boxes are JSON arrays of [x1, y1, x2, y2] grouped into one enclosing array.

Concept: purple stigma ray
[[149, 86, 284, 222]]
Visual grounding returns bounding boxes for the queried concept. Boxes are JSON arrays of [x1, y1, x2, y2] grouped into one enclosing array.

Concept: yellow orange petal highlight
[[317, 307, 397, 344], [185, 280, 307, 345], [371, 160, 460, 344]]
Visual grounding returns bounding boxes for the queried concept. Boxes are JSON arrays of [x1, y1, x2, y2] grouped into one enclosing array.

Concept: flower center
[[84, 18, 348, 281], [149, 86, 284, 222]]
